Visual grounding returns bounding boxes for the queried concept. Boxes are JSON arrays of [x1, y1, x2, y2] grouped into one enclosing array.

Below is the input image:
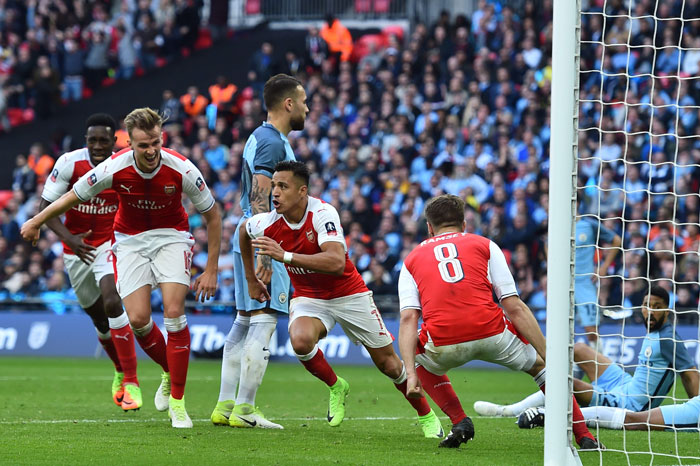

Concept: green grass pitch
[[1, 357, 698, 465]]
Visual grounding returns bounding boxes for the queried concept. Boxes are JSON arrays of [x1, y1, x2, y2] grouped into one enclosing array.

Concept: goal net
[[547, 0, 700, 464]]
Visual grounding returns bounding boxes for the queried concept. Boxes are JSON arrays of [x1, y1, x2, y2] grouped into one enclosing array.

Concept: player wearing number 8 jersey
[[241, 161, 444, 438], [398, 194, 603, 450]]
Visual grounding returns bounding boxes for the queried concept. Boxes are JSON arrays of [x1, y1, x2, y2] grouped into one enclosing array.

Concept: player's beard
[[290, 113, 305, 131], [646, 315, 665, 332]]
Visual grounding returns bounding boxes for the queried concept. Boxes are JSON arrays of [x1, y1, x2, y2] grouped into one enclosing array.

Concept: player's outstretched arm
[[193, 203, 222, 302], [252, 238, 345, 275], [21, 190, 82, 245], [398, 308, 423, 398], [680, 368, 699, 398], [239, 219, 270, 302], [501, 296, 546, 360], [39, 198, 96, 264]]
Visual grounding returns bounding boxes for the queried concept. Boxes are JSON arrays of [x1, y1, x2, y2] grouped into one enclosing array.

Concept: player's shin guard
[[164, 315, 190, 400], [236, 313, 276, 406], [108, 312, 138, 385], [416, 365, 466, 424], [218, 315, 250, 402], [133, 318, 169, 372], [97, 328, 122, 372], [296, 345, 338, 387], [534, 369, 595, 444], [393, 363, 431, 416]]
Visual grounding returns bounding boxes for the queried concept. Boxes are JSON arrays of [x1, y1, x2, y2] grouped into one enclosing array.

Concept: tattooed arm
[[251, 173, 273, 284]]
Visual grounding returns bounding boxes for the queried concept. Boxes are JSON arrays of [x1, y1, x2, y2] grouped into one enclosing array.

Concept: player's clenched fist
[[247, 276, 271, 303], [20, 219, 41, 246]]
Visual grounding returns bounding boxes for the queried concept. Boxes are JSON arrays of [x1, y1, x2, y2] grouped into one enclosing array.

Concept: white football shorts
[[289, 291, 393, 349], [112, 229, 195, 298], [64, 241, 115, 308], [416, 325, 537, 375]]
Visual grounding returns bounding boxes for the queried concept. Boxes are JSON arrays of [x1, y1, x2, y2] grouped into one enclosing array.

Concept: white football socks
[[582, 406, 626, 430], [217, 315, 250, 402], [506, 390, 546, 416], [236, 313, 277, 406]]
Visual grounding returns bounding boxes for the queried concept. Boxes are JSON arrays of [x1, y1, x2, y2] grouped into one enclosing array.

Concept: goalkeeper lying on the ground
[[473, 286, 698, 426]]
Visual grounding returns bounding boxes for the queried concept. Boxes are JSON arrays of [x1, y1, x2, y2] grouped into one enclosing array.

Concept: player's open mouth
[[145, 153, 157, 163], [272, 200, 280, 208]]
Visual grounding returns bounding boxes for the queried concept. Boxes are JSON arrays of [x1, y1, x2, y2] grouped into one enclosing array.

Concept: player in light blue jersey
[[574, 197, 622, 347], [576, 395, 700, 431], [211, 74, 308, 428], [475, 286, 699, 422]]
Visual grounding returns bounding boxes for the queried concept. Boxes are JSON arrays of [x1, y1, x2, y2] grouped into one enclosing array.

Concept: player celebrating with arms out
[[21, 108, 222, 428], [211, 74, 307, 429], [41, 113, 139, 410], [241, 161, 444, 438], [398, 194, 602, 449]]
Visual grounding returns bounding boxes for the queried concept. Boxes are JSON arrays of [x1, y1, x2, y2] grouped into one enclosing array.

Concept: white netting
[[574, 0, 700, 462]]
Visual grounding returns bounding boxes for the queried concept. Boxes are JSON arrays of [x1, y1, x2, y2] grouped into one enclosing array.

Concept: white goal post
[[548, 0, 700, 464], [546, 0, 581, 464]]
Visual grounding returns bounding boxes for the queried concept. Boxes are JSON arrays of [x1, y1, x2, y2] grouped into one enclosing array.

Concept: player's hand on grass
[[65, 230, 96, 265], [193, 270, 218, 302], [248, 277, 271, 303], [405, 373, 423, 398], [20, 219, 41, 246]]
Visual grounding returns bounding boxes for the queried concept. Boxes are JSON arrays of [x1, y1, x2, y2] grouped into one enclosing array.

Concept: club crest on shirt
[[164, 184, 176, 195], [306, 229, 315, 243], [196, 177, 206, 192], [578, 233, 587, 242], [87, 173, 97, 186], [325, 222, 337, 236], [50, 169, 58, 183], [644, 345, 653, 358], [278, 292, 287, 304]]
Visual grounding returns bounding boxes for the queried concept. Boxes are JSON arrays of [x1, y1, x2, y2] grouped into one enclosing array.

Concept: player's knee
[[128, 315, 150, 330], [573, 342, 590, 358], [289, 330, 316, 355], [102, 295, 123, 318], [375, 354, 401, 378]]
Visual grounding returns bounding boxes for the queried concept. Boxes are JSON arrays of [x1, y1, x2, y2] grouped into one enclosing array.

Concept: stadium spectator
[[180, 86, 209, 118], [320, 14, 353, 63]]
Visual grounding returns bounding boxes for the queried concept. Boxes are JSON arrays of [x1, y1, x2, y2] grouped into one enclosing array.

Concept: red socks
[[416, 365, 466, 424], [394, 380, 431, 416], [99, 336, 122, 372], [538, 383, 594, 444], [109, 325, 139, 385], [299, 348, 338, 387], [135, 322, 169, 373], [166, 326, 190, 400]]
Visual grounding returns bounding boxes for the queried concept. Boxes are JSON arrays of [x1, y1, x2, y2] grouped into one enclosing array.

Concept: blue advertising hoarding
[[1, 313, 699, 370]]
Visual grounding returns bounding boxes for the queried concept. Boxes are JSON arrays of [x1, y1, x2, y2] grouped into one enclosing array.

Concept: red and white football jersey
[[398, 232, 518, 347], [246, 196, 367, 300], [73, 148, 215, 236], [42, 148, 119, 254]]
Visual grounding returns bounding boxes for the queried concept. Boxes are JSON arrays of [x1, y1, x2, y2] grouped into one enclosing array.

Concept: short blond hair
[[124, 107, 163, 136]]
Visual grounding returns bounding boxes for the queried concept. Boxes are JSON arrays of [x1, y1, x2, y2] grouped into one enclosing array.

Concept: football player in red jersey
[[398, 194, 603, 450], [22, 108, 222, 428], [240, 161, 444, 438], [41, 113, 138, 410]]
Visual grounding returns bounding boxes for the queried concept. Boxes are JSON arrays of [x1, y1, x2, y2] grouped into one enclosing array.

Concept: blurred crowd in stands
[[0, 0, 219, 126], [1, 0, 699, 320]]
